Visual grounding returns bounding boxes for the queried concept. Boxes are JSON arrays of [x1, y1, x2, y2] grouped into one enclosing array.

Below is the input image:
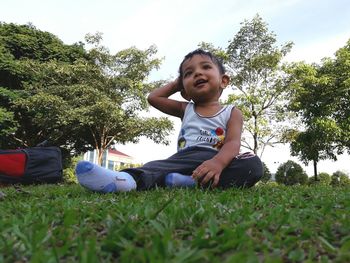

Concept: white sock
[[165, 172, 196, 188], [75, 161, 136, 193]]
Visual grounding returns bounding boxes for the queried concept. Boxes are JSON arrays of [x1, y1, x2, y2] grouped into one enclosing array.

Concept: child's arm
[[192, 107, 243, 187], [147, 79, 188, 118]]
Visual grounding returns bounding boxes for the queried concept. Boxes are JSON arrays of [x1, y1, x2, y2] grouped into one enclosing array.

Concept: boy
[[76, 49, 263, 192]]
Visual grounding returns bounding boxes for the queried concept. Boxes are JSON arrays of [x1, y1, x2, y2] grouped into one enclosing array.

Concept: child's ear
[[221, 74, 230, 89]]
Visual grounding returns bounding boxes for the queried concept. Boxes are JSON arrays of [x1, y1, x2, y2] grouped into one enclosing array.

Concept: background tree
[[224, 15, 294, 157], [197, 41, 229, 62], [287, 40, 350, 180], [330, 40, 350, 150], [275, 160, 308, 185], [0, 104, 17, 139], [199, 16, 295, 158], [260, 162, 272, 182], [0, 23, 173, 164], [0, 22, 89, 149]]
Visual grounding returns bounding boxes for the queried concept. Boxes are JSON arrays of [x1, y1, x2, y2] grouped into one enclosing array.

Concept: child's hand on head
[[191, 159, 224, 188], [174, 77, 191, 101], [180, 89, 191, 101]]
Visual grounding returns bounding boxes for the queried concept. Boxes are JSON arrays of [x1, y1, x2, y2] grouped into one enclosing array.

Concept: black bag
[[0, 146, 62, 184]]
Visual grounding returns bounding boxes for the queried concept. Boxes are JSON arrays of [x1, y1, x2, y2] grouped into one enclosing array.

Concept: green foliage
[[287, 39, 350, 177], [260, 162, 272, 182], [0, 23, 173, 164], [290, 118, 342, 163], [318, 172, 331, 185], [0, 184, 349, 262], [308, 172, 331, 185], [225, 15, 295, 156], [0, 106, 17, 139], [118, 163, 143, 170], [331, 170, 350, 186], [62, 156, 82, 184], [198, 41, 229, 62], [0, 22, 87, 63], [275, 160, 308, 185], [262, 180, 279, 187], [200, 15, 295, 156], [0, 23, 89, 149]]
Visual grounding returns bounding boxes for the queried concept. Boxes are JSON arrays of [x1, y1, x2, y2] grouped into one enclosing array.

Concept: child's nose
[[194, 68, 203, 77]]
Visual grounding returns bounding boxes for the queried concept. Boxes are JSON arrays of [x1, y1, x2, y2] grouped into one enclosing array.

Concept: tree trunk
[[97, 148, 103, 165], [253, 113, 258, 154], [253, 134, 258, 154], [313, 160, 318, 181]]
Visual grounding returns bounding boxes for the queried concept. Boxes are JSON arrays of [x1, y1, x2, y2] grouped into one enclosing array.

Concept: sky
[[1, 0, 350, 175]]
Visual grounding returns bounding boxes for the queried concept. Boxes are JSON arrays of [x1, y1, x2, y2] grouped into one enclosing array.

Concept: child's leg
[[165, 173, 196, 188], [122, 147, 218, 190], [218, 153, 263, 189], [75, 161, 136, 193]]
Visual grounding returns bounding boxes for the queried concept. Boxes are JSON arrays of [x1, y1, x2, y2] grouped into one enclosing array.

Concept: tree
[[0, 23, 173, 164], [0, 104, 17, 139], [331, 40, 350, 150], [288, 117, 341, 180], [0, 22, 89, 149], [260, 162, 272, 182], [287, 40, 350, 179], [275, 160, 308, 185], [224, 15, 294, 157]]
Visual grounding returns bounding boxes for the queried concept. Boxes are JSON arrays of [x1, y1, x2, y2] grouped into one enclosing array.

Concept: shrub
[[275, 160, 308, 185], [62, 156, 82, 184], [308, 172, 331, 185], [260, 162, 272, 182], [331, 170, 350, 186]]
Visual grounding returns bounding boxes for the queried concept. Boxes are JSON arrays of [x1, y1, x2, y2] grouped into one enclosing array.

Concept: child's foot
[[75, 161, 136, 193], [165, 173, 196, 188]]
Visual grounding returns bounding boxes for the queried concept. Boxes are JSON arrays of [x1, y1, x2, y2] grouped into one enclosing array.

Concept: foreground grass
[[0, 184, 349, 263]]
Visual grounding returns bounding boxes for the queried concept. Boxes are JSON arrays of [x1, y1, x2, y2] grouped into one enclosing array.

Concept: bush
[[117, 163, 143, 170], [331, 170, 350, 186], [308, 172, 331, 185], [262, 181, 279, 187], [260, 162, 272, 182], [275, 160, 308, 185], [62, 156, 82, 184]]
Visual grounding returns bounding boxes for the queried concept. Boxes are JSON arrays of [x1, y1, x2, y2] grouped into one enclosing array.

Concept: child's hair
[[178, 49, 226, 79]]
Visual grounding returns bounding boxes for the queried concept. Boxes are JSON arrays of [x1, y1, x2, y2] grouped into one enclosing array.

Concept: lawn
[[0, 184, 349, 262]]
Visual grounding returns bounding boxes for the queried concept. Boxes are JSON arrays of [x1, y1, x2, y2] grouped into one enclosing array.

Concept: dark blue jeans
[[122, 147, 263, 190]]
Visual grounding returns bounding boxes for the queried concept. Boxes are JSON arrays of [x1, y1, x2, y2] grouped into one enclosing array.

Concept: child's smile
[[181, 54, 225, 103], [194, 78, 208, 88]]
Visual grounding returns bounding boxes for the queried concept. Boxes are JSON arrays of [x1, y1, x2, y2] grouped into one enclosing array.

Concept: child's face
[[181, 54, 228, 103]]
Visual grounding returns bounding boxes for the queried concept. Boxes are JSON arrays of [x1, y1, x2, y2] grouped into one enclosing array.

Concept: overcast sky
[[2, 0, 349, 174]]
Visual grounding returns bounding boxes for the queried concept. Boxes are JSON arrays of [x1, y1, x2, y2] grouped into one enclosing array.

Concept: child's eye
[[184, 71, 192, 77]]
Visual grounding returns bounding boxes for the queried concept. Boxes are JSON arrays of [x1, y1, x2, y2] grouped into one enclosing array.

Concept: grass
[[0, 184, 349, 263]]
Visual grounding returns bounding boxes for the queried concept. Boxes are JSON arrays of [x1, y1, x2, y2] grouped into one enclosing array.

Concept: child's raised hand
[[180, 89, 191, 101], [191, 159, 224, 188], [175, 78, 191, 101]]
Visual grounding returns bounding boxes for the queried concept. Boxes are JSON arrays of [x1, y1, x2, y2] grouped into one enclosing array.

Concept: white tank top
[[177, 102, 235, 152]]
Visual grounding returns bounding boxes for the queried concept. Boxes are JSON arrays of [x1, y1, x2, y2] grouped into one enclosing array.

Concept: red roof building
[[83, 148, 134, 170]]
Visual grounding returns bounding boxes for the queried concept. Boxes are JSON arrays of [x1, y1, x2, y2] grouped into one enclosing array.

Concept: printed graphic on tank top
[[177, 102, 234, 152]]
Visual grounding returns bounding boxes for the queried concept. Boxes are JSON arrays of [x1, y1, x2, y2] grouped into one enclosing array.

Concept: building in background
[[83, 148, 134, 170]]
